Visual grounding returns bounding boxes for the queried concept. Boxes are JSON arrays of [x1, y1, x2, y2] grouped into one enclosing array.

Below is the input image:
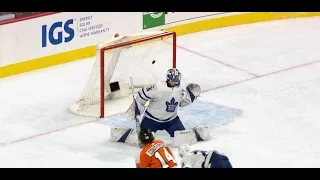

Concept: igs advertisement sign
[[41, 13, 111, 48], [42, 18, 75, 47], [0, 12, 141, 68]]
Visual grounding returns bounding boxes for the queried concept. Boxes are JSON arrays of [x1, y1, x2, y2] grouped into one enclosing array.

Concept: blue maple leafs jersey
[[135, 80, 189, 123]]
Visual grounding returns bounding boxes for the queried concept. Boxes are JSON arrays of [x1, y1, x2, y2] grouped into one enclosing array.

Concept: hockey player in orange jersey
[[135, 128, 177, 168]]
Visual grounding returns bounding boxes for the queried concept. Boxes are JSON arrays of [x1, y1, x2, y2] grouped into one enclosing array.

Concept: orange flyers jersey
[[135, 140, 177, 168]]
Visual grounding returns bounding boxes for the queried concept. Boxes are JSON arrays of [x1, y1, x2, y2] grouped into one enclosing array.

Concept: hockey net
[[69, 31, 176, 118]]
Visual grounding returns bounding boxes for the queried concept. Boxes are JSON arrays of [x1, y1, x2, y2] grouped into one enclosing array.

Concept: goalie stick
[[129, 77, 143, 147]]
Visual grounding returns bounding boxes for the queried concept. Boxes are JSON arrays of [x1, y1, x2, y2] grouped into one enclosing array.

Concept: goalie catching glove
[[180, 83, 201, 107]]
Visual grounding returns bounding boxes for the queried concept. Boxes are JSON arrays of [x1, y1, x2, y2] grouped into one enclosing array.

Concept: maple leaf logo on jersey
[[165, 98, 178, 112]]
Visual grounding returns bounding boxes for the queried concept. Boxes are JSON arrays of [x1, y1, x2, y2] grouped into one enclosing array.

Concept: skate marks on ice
[[101, 100, 241, 130]]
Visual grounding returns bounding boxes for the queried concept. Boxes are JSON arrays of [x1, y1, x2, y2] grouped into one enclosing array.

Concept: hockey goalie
[[110, 68, 212, 147]]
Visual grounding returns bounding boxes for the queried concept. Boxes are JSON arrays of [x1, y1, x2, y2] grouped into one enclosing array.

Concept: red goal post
[[69, 30, 177, 118], [100, 31, 176, 118]]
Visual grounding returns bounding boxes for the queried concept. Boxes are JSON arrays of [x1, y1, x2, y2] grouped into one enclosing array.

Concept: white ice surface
[[0, 17, 320, 168]]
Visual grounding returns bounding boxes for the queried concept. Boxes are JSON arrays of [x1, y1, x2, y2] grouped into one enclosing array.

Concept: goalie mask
[[139, 128, 155, 145], [166, 68, 182, 87]]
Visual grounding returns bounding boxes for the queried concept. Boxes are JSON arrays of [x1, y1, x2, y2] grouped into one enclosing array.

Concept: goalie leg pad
[[110, 127, 139, 147], [173, 130, 198, 147], [172, 125, 212, 147], [194, 125, 212, 141]]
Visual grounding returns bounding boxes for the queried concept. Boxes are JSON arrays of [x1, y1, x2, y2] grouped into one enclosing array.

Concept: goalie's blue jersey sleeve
[[135, 81, 185, 123]]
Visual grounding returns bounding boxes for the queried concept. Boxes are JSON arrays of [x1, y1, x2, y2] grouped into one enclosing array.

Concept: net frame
[[98, 31, 177, 118]]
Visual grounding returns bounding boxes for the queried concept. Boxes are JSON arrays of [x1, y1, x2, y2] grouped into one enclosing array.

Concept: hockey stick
[[129, 77, 143, 147]]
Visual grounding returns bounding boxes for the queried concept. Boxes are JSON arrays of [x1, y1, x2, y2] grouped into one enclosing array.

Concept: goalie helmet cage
[[69, 30, 176, 118]]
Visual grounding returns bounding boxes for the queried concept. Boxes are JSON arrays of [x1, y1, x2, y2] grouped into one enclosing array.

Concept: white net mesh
[[69, 31, 175, 118]]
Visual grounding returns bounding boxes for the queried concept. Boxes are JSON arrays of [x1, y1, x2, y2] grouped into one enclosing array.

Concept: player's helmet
[[178, 144, 191, 157], [139, 128, 155, 144], [166, 68, 181, 87]]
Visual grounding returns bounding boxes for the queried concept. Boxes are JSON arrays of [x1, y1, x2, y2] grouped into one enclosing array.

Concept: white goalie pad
[[194, 125, 212, 141], [173, 130, 198, 147], [110, 127, 140, 147], [173, 125, 212, 147]]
